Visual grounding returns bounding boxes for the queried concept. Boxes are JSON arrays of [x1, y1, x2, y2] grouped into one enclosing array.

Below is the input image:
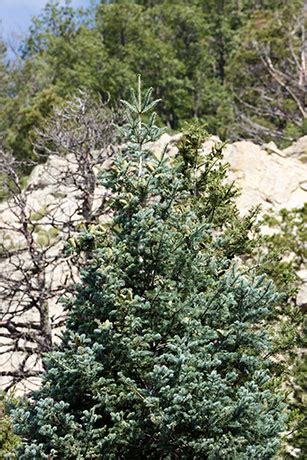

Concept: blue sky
[[0, 1, 91, 45]]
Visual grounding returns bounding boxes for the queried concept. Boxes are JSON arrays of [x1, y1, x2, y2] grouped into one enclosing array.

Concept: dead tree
[[0, 93, 117, 392], [234, 13, 306, 143]]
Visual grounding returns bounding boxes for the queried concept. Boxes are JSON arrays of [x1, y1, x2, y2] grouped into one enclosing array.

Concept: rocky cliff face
[[1, 135, 306, 392]]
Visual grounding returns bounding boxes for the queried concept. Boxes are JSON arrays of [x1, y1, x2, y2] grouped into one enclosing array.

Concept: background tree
[[0, 0, 98, 161], [0, 0, 304, 161]]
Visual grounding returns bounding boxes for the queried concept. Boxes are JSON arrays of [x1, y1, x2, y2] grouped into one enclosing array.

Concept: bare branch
[[0, 92, 117, 391]]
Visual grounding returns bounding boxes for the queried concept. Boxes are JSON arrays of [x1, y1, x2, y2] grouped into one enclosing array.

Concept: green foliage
[[289, 351, 307, 458], [263, 205, 306, 276], [1, 0, 303, 160], [0, 393, 20, 459], [0, 1, 97, 160], [258, 206, 306, 456], [12, 79, 286, 458]]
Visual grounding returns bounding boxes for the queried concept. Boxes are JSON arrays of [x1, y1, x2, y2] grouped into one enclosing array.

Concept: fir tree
[[12, 77, 285, 459]]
